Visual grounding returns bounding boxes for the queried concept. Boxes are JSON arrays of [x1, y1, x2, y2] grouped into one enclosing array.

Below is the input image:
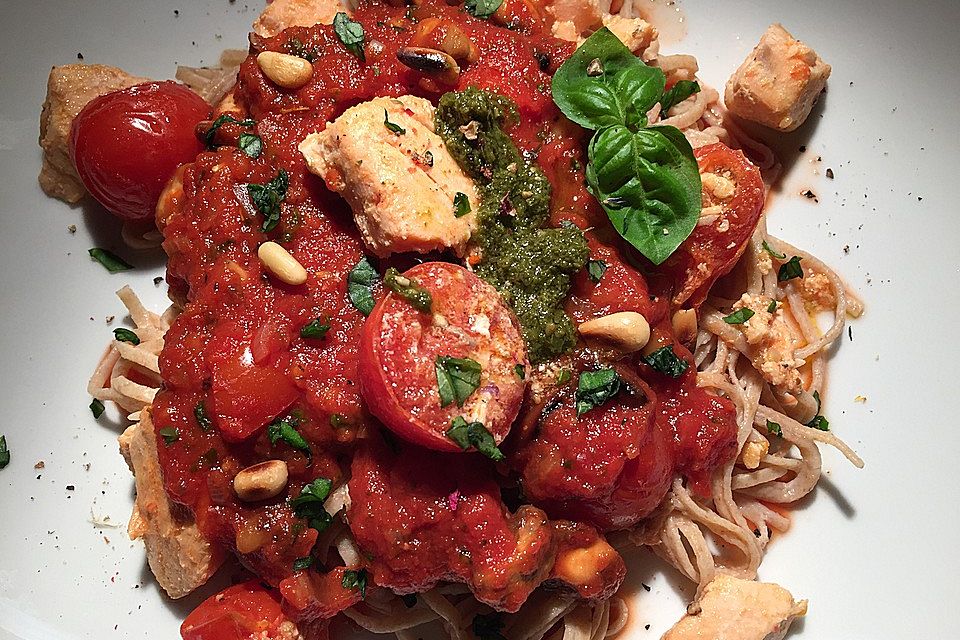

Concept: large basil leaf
[[551, 27, 665, 132], [586, 124, 701, 265]]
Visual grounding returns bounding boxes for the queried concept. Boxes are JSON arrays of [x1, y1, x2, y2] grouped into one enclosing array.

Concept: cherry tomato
[[656, 143, 765, 308], [70, 81, 209, 221], [180, 581, 294, 640], [358, 262, 527, 452]]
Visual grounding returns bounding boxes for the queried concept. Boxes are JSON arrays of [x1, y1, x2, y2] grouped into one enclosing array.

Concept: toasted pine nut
[[578, 312, 651, 353], [256, 51, 313, 89], [258, 241, 308, 285], [671, 308, 698, 344], [233, 459, 289, 502]]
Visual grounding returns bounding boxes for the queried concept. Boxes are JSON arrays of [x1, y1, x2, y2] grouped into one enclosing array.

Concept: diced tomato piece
[[180, 581, 295, 640]]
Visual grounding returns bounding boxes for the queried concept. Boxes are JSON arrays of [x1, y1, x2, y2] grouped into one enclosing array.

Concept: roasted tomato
[[657, 143, 765, 308], [70, 81, 209, 221], [358, 262, 527, 452], [180, 581, 297, 640]]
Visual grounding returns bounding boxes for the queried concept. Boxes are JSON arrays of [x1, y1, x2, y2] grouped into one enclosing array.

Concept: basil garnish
[[383, 109, 405, 135], [453, 192, 471, 218], [766, 419, 782, 437], [267, 419, 311, 456], [113, 327, 140, 345], [333, 13, 365, 60], [723, 308, 755, 325], [659, 80, 700, 113], [435, 356, 482, 408], [90, 398, 105, 419], [767, 300, 777, 313], [465, 0, 503, 19], [806, 390, 830, 431], [446, 416, 505, 461], [347, 256, 379, 315], [642, 345, 689, 378], [341, 568, 369, 598], [777, 256, 804, 282], [88, 248, 133, 273], [238, 133, 263, 158], [247, 169, 289, 232], [586, 259, 608, 283], [575, 368, 621, 416], [289, 478, 334, 532], [300, 317, 330, 339], [194, 401, 213, 432], [384, 268, 432, 313]]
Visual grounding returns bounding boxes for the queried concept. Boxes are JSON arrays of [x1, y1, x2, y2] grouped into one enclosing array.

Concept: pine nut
[[233, 459, 289, 502], [256, 52, 313, 89], [578, 311, 651, 353], [671, 308, 698, 344], [258, 241, 308, 285]]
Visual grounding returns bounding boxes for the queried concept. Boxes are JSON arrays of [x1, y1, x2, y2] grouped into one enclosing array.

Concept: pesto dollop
[[435, 88, 588, 363]]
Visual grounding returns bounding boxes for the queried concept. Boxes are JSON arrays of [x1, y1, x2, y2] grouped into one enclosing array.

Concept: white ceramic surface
[[1, 0, 957, 638]]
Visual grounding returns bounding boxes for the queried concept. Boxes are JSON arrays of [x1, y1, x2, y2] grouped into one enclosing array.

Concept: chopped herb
[[384, 268, 432, 313], [762, 240, 786, 260], [453, 192, 471, 218], [300, 317, 331, 339], [341, 568, 368, 598], [287, 38, 317, 62], [555, 369, 572, 385], [586, 259, 608, 283], [0, 435, 9, 469], [158, 427, 179, 445], [247, 169, 289, 232], [659, 80, 701, 113], [267, 419, 312, 456], [401, 593, 418, 608], [203, 114, 255, 149], [333, 12, 365, 60], [642, 345, 689, 378], [292, 556, 314, 572], [767, 300, 777, 313], [88, 248, 132, 273], [766, 419, 782, 437], [446, 416, 505, 461], [777, 256, 804, 282], [472, 612, 507, 640], [330, 413, 347, 428], [723, 308, 755, 325], [90, 398, 105, 419], [574, 368, 621, 416], [347, 256, 379, 315], [806, 390, 830, 431], [238, 133, 263, 158], [192, 448, 218, 471], [435, 356, 482, 408], [513, 363, 525, 380], [383, 109, 406, 135], [112, 327, 140, 345], [289, 478, 334, 532], [465, 0, 504, 19], [194, 402, 213, 432]]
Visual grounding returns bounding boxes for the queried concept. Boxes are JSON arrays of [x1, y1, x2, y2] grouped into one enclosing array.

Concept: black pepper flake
[[641, 583, 651, 592], [801, 189, 819, 203], [77, 52, 84, 60], [153, 276, 163, 286], [173, 9, 180, 15], [826, 168, 834, 179], [798, 145, 807, 152], [645, 624, 651, 630], [66, 485, 75, 491], [848, 326, 853, 341]]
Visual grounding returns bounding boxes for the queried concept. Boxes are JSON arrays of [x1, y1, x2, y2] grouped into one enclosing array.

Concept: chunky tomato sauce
[[153, 0, 740, 625]]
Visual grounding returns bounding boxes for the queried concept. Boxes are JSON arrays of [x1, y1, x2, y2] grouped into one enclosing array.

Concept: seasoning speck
[[66, 485, 75, 491], [825, 168, 834, 179]]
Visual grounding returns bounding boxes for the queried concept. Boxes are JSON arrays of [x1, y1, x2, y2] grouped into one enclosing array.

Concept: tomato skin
[[180, 581, 294, 640], [70, 81, 209, 221]]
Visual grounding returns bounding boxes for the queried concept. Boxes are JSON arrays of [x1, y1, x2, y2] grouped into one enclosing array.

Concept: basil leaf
[[586, 259, 608, 283], [642, 345, 689, 378], [347, 256, 379, 315], [446, 416, 505, 461], [292, 556, 313, 572], [575, 368, 621, 416], [248, 169, 289, 232], [341, 568, 368, 598], [766, 419, 782, 437], [88, 248, 133, 273], [90, 398, 105, 419], [453, 192, 471, 218], [194, 402, 213, 432], [384, 268, 432, 313], [113, 327, 140, 345], [659, 80, 700, 113], [289, 478, 334, 532], [0, 435, 8, 469], [465, 0, 503, 18], [723, 308, 755, 325], [473, 612, 507, 640], [806, 390, 830, 431], [777, 256, 804, 282], [513, 363, 525, 380], [383, 109, 405, 135], [586, 124, 701, 264], [238, 133, 263, 158], [203, 114, 255, 149], [762, 240, 786, 260], [435, 356, 482, 408], [767, 300, 777, 313], [300, 317, 330, 339], [158, 427, 179, 445], [267, 419, 311, 456], [551, 28, 665, 132], [333, 12, 365, 60]]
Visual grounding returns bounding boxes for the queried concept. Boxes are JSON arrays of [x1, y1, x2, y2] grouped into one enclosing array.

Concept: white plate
[[1, 0, 957, 638]]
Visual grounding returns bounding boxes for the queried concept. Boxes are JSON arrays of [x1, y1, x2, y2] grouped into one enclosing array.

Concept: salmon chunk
[[253, 0, 346, 37]]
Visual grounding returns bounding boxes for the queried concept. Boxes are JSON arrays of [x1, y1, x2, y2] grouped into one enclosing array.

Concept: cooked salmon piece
[[724, 24, 831, 132], [38, 64, 149, 204], [253, 0, 346, 37], [119, 408, 224, 599], [299, 95, 480, 257], [663, 574, 808, 640], [547, 0, 657, 56]]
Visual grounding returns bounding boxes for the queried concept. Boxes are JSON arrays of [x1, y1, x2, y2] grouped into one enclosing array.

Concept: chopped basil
[[762, 240, 787, 260], [453, 192, 471, 218], [513, 363, 525, 380], [472, 612, 507, 640], [347, 256, 379, 315], [723, 308, 755, 325], [341, 568, 368, 598], [465, 0, 504, 18], [88, 248, 133, 273], [555, 369, 572, 385], [435, 356, 482, 408], [112, 327, 140, 345], [0, 435, 9, 469], [289, 478, 334, 532], [158, 427, 179, 445], [292, 556, 314, 572], [766, 419, 782, 437], [642, 345, 689, 378], [267, 419, 312, 456], [194, 402, 213, 432], [806, 391, 830, 431], [300, 317, 331, 339], [767, 300, 777, 313], [238, 133, 263, 158], [777, 256, 803, 282], [248, 169, 289, 232], [203, 113, 255, 149], [659, 80, 701, 113], [90, 398, 105, 419], [333, 12, 365, 60], [446, 416, 505, 461], [383, 109, 406, 135], [575, 368, 621, 416], [384, 268, 432, 313], [586, 259, 608, 283]]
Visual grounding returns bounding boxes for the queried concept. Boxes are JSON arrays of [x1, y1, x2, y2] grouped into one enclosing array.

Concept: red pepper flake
[[447, 489, 460, 512]]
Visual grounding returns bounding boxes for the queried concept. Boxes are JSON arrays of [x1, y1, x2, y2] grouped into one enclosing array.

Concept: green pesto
[[435, 88, 589, 363]]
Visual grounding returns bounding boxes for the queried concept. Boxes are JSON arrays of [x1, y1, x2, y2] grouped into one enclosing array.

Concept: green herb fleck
[[238, 133, 263, 158], [513, 364, 525, 380], [762, 240, 787, 260], [203, 114, 255, 149], [659, 80, 701, 113], [453, 192, 471, 218], [806, 391, 830, 431], [586, 259, 608, 283], [248, 169, 289, 232], [194, 402, 213, 432], [384, 268, 432, 313], [88, 248, 133, 273], [289, 478, 334, 532], [267, 419, 311, 456], [465, 0, 504, 18], [159, 427, 179, 445], [347, 256, 379, 315], [723, 308, 755, 325], [575, 368, 621, 416], [766, 419, 782, 437], [341, 568, 368, 598], [333, 12, 365, 60], [556, 369, 572, 385], [300, 317, 330, 339], [642, 345, 689, 378], [767, 300, 777, 313], [435, 356, 482, 408], [292, 556, 314, 572], [777, 256, 804, 282], [383, 109, 406, 135], [113, 327, 140, 345], [90, 398, 105, 419], [446, 416, 505, 461]]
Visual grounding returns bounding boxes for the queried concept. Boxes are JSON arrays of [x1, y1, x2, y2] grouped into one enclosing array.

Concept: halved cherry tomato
[[180, 581, 295, 640], [657, 143, 765, 308], [70, 81, 209, 221], [358, 262, 527, 452]]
